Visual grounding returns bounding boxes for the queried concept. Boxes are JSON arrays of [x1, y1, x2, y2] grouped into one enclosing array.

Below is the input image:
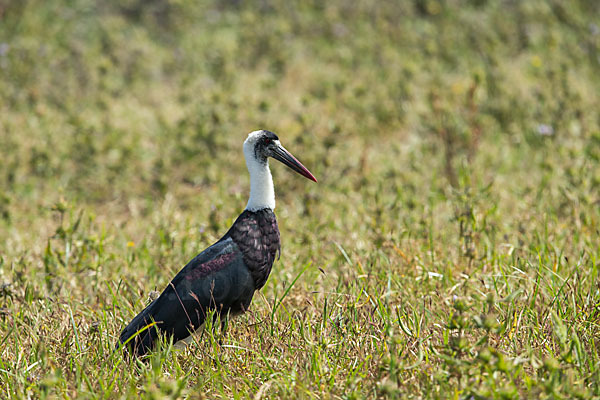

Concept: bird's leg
[[219, 317, 229, 346]]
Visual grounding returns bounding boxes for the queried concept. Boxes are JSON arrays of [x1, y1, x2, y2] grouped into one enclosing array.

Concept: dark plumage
[[119, 209, 280, 356]]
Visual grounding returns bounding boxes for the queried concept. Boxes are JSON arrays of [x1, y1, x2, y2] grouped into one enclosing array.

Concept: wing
[[119, 237, 255, 356]]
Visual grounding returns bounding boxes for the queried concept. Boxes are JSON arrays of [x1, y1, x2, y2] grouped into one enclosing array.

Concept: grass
[[1, 0, 600, 398]]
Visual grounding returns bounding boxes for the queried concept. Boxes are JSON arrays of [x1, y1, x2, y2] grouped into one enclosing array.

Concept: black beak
[[272, 144, 317, 182]]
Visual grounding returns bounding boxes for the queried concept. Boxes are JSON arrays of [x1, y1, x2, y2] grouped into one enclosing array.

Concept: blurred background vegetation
[[1, 0, 600, 398]]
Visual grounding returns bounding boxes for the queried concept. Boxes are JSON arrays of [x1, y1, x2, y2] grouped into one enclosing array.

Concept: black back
[[119, 209, 280, 356]]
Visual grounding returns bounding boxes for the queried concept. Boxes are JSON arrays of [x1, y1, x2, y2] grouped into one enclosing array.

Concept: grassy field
[[1, 0, 600, 398]]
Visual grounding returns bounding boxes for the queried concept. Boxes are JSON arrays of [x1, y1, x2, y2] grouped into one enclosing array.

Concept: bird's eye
[[264, 138, 271, 145]]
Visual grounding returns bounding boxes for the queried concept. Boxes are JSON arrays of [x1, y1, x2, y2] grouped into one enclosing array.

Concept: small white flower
[[536, 124, 554, 136]]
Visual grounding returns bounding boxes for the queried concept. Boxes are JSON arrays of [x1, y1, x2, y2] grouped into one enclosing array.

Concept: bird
[[118, 130, 317, 356]]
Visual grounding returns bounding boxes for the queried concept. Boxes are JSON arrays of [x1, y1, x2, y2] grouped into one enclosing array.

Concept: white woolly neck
[[244, 133, 275, 211]]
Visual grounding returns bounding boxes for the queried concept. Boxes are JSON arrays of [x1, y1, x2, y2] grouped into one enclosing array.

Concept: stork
[[119, 130, 317, 356]]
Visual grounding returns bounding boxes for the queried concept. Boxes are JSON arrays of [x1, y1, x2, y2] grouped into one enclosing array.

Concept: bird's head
[[243, 130, 317, 182]]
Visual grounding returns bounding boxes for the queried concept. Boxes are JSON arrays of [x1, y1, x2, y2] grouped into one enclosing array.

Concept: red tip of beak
[[273, 145, 318, 183]]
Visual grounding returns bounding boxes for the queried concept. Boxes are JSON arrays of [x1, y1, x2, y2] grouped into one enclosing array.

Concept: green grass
[[1, 0, 600, 398]]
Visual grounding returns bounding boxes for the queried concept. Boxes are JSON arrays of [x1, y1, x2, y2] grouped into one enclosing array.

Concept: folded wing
[[119, 237, 255, 356]]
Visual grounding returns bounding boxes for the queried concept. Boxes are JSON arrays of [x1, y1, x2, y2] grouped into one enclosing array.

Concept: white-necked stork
[[119, 130, 317, 356]]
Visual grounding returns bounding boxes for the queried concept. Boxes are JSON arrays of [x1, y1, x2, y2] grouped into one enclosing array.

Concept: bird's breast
[[229, 209, 281, 289]]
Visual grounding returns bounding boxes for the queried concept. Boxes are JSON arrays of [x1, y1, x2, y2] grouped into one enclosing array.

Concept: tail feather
[[118, 301, 158, 357]]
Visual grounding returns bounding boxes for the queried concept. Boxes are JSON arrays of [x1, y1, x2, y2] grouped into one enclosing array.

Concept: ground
[[1, 0, 600, 398]]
